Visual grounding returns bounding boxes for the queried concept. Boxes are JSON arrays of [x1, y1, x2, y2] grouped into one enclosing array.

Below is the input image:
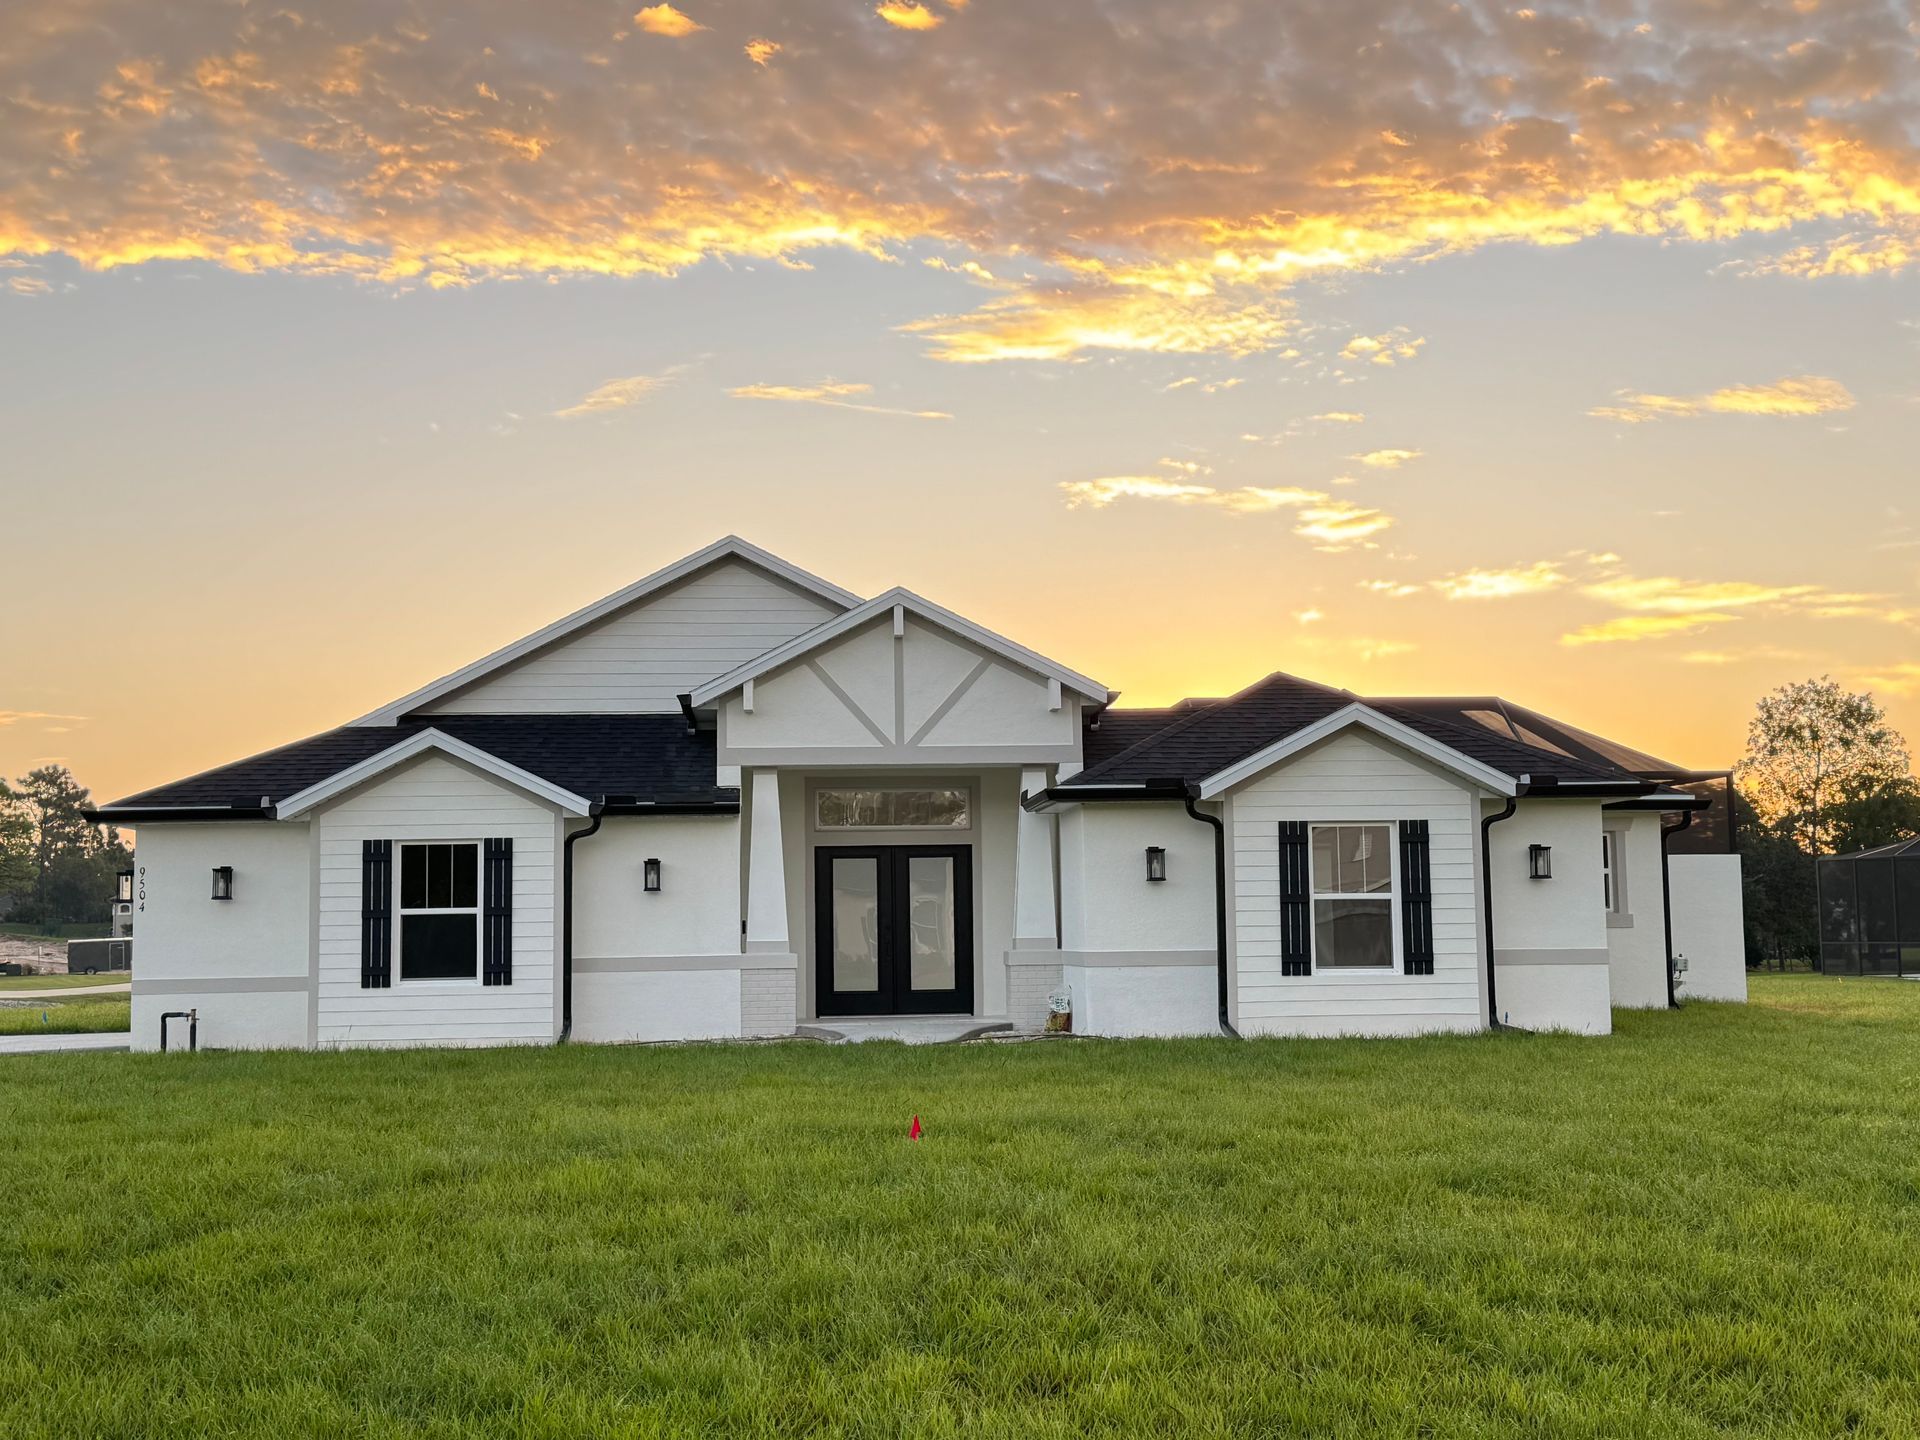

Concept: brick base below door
[[1008, 960, 1063, 1032], [742, 967, 797, 1036]]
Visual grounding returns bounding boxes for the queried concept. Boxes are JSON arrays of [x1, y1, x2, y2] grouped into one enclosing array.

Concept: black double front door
[[814, 845, 973, 1016]]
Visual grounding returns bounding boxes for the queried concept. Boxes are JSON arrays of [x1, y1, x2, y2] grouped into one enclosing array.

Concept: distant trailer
[[66, 938, 133, 975]]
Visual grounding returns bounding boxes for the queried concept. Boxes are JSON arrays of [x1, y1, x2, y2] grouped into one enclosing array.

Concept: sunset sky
[[3, 0, 1918, 806]]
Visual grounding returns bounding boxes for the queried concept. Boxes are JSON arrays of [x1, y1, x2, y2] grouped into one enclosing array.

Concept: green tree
[[8, 765, 127, 925], [1737, 678, 1913, 855], [1736, 795, 1819, 966], [0, 780, 35, 912]]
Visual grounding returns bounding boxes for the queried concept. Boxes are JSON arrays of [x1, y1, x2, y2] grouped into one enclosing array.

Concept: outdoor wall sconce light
[[210, 866, 235, 901], [1528, 844, 1553, 880], [643, 858, 662, 894], [116, 869, 134, 904], [1145, 846, 1167, 883]]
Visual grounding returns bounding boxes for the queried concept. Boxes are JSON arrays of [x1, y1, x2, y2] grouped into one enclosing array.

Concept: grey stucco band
[[134, 975, 311, 996], [1051, 949, 1216, 968], [1493, 948, 1611, 967], [575, 953, 799, 973]]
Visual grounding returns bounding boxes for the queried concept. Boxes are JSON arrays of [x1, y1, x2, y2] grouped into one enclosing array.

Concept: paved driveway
[[0, 1032, 131, 1056]]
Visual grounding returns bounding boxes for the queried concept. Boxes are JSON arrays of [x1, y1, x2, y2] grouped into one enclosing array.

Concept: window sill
[[1606, 913, 1635, 930]]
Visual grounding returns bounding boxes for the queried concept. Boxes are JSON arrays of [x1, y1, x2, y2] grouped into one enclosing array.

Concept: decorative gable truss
[[692, 590, 1111, 766]]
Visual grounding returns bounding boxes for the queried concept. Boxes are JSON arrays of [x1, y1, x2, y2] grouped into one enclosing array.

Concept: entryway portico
[[697, 588, 1109, 1027]]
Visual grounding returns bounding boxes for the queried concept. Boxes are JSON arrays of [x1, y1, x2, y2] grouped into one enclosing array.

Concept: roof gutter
[[1180, 786, 1239, 1038], [83, 805, 273, 824], [560, 800, 607, 1044], [1021, 781, 1189, 814], [1660, 807, 1696, 1010], [1480, 795, 1519, 1029]]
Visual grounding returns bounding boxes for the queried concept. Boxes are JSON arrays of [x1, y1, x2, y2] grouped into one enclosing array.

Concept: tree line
[[1737, 677, 1920, 964], [0, 766, 133, 929]]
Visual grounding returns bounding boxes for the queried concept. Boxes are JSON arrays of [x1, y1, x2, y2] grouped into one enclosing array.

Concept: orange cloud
[[1060, 477, 1329, 514], [5, 0, 1919, 359], [1590, 375, 1856, 424], [635, 5, 703, 37], [728, 381, 952, 419], [876, 3, 943, 30], [744, 39, 781, 66], [1433, 562, 1566, 601]]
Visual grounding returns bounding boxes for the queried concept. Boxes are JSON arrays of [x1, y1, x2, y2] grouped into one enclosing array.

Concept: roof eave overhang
[[85, 806, 274, 825], [1022, 780, 1193, 814]]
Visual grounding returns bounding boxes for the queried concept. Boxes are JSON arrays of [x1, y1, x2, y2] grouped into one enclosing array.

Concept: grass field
[[0, 972, 131, 994], [1, 975, 1915, 1437], [0, 921, 109, 940], [0, 994, 130, 1036]]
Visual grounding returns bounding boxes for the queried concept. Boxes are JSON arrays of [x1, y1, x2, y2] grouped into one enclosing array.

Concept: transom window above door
[[1310, 823, 1396, 970], [399, 842, 479, 981], [815, 787, 970, 830]]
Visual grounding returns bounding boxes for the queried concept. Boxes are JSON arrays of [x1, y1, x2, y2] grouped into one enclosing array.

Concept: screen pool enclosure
[[1816, 837, 1920, 977]]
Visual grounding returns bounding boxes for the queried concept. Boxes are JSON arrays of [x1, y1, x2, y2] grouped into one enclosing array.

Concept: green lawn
[[0, 995, 131, 1036], [0, 972, 131, 994], [1, 976, 1915, 1438]]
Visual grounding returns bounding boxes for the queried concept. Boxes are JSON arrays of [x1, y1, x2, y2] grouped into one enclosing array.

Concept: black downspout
[[1480, 796, 1519, 1029], [1660, 808, 1695, 1009], [1182, 790, 1240, 1038], [560, 803, 606, 1043]]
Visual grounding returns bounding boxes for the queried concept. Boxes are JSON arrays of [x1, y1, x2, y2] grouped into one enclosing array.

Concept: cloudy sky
[[3, 0, 1918, 802]]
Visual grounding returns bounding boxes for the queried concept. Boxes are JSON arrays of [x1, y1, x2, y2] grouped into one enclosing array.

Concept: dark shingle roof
[[1068, 673, 1357, 785], [101, 715, 730, 814], [1066, 673, 1646, 790]]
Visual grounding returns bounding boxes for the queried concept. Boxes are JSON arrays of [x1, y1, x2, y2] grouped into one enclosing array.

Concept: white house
[[95, 537, 1746, 1051]]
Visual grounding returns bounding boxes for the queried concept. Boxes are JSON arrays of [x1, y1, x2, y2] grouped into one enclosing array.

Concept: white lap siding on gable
[[1228, 729, 1484, 1037], [315, 755, 561, 1047], [422, 560, 839, 715]]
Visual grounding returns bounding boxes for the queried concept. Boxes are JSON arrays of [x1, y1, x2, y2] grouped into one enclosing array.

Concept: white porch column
[[744, 768, 789, 953], [1013, 767, 1059, 948], [1008, 767, 1063, 1031]]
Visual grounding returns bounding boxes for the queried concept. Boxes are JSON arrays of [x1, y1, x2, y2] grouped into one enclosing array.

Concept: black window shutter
[[1400, 819, 1435, 975], [1279, 821, 1312, 976], [483, 837, 513, 986], [361, 840, 392, 989]]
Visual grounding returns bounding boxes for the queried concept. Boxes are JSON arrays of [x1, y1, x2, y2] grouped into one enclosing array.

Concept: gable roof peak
[[349, 536, 862, 727]]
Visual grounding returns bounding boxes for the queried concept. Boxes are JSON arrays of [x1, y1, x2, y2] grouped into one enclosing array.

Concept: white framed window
[[1309, 823, 1397, 970], [1602, 830, 1630, 922], [815, 787, 970, 830], [397, 841, 480, 981]]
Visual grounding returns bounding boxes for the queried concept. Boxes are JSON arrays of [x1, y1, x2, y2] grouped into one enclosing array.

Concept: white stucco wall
[[570, 812, 755, 1044], [572, 967, 744, 1043], [129, 821, 311, 1051], [1063, 962, 1215, 1037], [1059, 802, 1214, 954], [1605, 812, 1670, 1009], [1485, 797, 1611, 1033], [1494, 960, 1613, 1035], [313, 753, 562, 1048], [572, 814, 741, 960], [1672, 853, 1747, 1002], [1230, 730, 1484, 1038]]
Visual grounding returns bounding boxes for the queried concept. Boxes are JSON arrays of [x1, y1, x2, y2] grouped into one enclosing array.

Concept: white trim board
[[1194, 703, 1520, 800], [350, 537, 862, 727], [690, 586, 1111, 708], [273, 729, 593, 819]]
